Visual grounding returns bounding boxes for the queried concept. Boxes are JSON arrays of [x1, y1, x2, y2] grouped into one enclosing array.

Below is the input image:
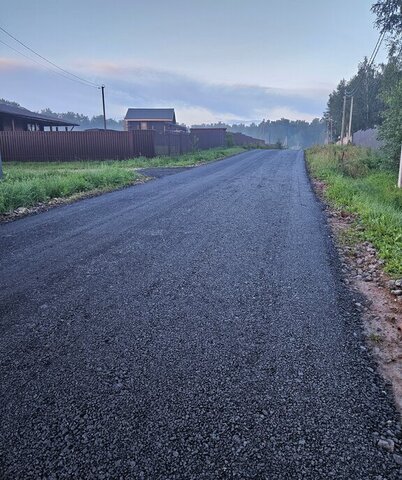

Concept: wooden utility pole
[[348, 96, 354, 141], [100, 85, 106, 130], [340, 95, 347, 145]]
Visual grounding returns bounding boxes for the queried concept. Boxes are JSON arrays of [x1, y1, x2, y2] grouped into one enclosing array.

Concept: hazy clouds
[[1, 59, 327, 124]]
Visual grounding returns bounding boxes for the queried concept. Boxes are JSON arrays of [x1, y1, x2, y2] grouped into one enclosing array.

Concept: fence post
[[0, 152, 2, 179], [398, 144, 402, 189]]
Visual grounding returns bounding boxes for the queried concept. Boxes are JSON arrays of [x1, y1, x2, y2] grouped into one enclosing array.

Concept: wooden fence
[[0, 130, 155, 162]]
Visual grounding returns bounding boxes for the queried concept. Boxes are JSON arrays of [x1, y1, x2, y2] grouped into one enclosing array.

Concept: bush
[[307, 145, 385, 178], [379, 79, 402, 170]]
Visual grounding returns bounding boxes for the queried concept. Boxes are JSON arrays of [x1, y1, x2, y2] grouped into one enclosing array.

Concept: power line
[[345, 30, 386, 97], [340, 29, 386, 143], [0, 24, 99, 88], [368, 31, 385, 65], [0, 29, 108, 128], [0, 37, 100, 88]]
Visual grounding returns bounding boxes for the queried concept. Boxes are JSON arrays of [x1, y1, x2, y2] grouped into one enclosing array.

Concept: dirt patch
[[312, 178, 402, 414]]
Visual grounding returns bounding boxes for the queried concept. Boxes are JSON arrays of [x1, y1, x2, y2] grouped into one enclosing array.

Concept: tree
[[379, 78, 402, 168], [371, 0, 402, 56], [371, 1, 402, 168], [325, 60, 386, 138], [380, 57, 402, 93], [348, 58, 384, 131], [326, 79, 347, 139], [0, 98, 21, 107]]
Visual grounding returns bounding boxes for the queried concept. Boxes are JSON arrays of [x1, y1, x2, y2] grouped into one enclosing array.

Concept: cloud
[[0, 58, 328, 124], [0, 58, 28, 71]]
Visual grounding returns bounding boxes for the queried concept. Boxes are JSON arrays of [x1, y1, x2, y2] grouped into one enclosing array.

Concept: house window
[[140, 122, 147, 130]]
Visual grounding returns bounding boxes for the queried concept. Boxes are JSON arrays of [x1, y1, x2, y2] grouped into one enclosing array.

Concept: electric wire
[[0, 37, 101, 89], [345, 30, 386, 97], [0, 25, 99, 88]]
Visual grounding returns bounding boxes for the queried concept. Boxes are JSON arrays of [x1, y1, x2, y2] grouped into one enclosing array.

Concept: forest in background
[[192, 118, 326, 149], [325, 0, 401, 168], [0, 98, 326, 148]]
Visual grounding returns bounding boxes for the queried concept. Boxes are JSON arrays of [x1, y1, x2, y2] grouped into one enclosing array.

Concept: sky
[[0, 0, 387, 125]]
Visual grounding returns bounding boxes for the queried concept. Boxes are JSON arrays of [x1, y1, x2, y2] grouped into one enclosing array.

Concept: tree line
[[1, 97, 326, 148], [39, 109, 124, 130], [192, 118, 326, 149], [326, 0, 402, 168]]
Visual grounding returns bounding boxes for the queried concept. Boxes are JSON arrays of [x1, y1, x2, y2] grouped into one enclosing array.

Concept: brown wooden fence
[[0, 130, 155, 162]]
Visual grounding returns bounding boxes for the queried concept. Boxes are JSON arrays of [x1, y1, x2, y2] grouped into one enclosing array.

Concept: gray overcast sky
[[0, 0, 387, 124]]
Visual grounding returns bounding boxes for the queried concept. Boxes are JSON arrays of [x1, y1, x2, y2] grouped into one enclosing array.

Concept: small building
[[124, 108, 179, 133], [0, 103, 79, 132]]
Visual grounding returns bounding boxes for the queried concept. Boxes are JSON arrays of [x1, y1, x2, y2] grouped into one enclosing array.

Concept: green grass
[[306, 145, 402, 276], [0, 147, 245, 215], [119, 146, 245, 168]]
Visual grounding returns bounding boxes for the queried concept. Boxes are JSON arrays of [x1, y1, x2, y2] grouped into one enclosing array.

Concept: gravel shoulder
[[0, 149, 401, 479], [311, 177, 402, 415]]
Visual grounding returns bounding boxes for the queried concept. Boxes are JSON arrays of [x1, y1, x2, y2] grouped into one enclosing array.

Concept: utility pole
[[398, 144, 402, 189], [348, 96, 354, 142], [100, 85, 106, 130], [326, 118, 331, 144], [340, 94, 347, 145], [365, 67, 369, 129]]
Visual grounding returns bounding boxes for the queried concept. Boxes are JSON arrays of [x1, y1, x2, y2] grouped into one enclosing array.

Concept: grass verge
[[306, 145, 402, 276], [0, 147, 245, 215]]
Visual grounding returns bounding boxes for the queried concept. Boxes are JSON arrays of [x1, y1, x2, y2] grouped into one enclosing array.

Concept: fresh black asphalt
[[138, 166, 193, 178], [0, 149, 400, 479]]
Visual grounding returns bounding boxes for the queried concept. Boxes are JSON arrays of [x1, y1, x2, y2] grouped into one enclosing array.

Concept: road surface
[[0, 150, 400, 479]]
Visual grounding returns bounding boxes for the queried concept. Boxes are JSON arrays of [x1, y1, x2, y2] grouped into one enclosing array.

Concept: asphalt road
[[0, 149, 400, 479]]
